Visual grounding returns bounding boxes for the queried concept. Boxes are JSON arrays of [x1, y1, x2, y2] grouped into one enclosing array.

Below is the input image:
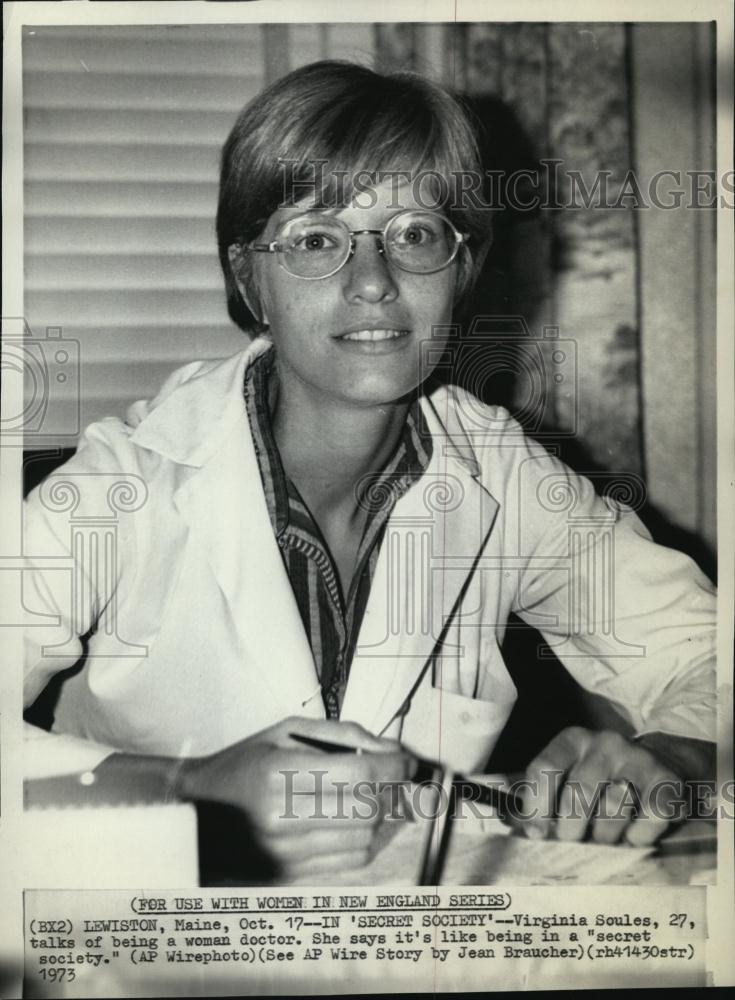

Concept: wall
[[23, 21, 716, 568]]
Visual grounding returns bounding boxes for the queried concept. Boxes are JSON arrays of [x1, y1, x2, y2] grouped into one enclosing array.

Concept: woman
[[24, 61, 716, 878]]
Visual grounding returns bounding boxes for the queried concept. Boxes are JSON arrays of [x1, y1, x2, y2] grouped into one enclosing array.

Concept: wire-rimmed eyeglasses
[[235, 209, 469, 280]]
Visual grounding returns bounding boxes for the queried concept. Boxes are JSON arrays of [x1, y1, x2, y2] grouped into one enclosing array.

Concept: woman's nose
[[341, 234, 399, 303]]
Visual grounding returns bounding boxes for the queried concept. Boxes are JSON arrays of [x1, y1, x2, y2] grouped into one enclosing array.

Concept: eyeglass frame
[[234, 208, 470, 281]]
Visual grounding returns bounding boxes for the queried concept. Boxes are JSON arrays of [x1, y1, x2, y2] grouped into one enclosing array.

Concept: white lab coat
[[23, 339, 716, 777]]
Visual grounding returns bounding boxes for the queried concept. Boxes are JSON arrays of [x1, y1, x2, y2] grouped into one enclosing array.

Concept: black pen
[[288, 731, 522, 816]]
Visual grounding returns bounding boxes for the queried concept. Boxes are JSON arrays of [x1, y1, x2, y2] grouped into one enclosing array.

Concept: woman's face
[[247, 179, 457, 408]]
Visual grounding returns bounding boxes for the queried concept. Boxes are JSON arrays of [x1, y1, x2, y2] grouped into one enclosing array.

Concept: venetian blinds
[[22, 23, 376, 443]]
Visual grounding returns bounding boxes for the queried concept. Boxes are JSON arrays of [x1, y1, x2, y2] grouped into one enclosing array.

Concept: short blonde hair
[[217, 60, 492, 333]]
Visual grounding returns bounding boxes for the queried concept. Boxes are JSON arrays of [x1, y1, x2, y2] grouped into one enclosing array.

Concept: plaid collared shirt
[[243, 345, 433, 718]]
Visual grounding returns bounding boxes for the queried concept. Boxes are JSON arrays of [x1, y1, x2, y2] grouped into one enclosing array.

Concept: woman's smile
[[333, 327, 412, 353]]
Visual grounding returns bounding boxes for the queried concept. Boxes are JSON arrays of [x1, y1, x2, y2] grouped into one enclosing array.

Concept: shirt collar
[[243, 346, 290, 537]]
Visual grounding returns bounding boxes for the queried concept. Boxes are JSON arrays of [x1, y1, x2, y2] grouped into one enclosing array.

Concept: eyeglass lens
[[276, 211, 459, 278]]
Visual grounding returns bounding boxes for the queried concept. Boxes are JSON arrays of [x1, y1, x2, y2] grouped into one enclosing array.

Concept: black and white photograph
[[2, 1, 733, 996]]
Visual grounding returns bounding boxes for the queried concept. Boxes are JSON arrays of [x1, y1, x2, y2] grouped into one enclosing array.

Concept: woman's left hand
[[517, 727, 684, 846]]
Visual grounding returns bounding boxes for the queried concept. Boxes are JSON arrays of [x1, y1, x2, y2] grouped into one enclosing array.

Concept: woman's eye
[[395, 224, 436, 246], [292, 232, 338, 252]]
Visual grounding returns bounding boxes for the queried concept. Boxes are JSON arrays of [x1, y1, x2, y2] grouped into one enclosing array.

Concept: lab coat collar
[[129, 338, 271, 467]]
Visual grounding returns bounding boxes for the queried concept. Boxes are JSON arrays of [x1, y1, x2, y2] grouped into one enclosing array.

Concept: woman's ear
[[228, 244, 269, 329], [454, 231, 493, 306]]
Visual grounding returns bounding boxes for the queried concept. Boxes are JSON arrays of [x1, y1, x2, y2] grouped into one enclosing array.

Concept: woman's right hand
[[178, 717, 416, 878]]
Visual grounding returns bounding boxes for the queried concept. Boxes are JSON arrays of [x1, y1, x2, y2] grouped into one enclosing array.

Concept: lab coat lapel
[[172, 437, 322, 720], [133, 343, 322, 721], [340, 390, 499, 734]]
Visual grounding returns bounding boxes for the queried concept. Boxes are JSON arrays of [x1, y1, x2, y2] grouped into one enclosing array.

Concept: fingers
[[273, 716, 404, 755], [555, 732, 632, 843], [518, 728, 681, 845], [591, 780, 636, 844], [252, 773, 405, 878], [521, 727, 592, 839], [555, 747, 610, 843], [247, 743, 412, 851], [331, 719, 404, 755], [619, 757, 681, 847], [284, 848, 374, 878], [271, 747, 413, 789], [253, 775, 405, 829], [270, 821, 377, 864], [265, 811, 380, 877], [266, 717, 415, 787]]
